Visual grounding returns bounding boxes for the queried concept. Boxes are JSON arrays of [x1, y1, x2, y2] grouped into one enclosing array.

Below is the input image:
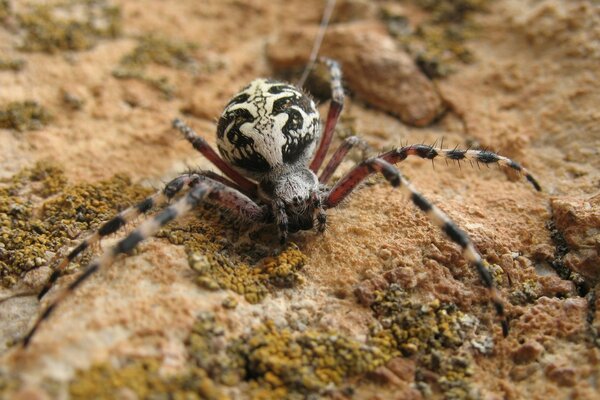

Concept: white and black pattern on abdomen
[[216, 79, 320, 177]]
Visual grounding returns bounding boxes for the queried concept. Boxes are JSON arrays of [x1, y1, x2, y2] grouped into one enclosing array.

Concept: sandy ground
[[0, 0, 599, 399]]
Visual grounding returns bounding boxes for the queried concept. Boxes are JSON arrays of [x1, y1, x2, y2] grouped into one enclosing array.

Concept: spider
[[22, 58, 541, 347]]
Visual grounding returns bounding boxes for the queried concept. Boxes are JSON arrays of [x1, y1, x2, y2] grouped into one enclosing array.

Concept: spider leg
[[325, 158, 509, 336], [319, 135, 365, 184], [172, 118, 258, 196], [37, 174, 200, 300], [272, 200, 289, 245], [380, 144, 541, 191], [309, 58, 344, 173], [23, 176, 268, 348]]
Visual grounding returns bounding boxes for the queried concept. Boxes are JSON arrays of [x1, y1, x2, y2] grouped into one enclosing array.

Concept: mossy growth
[[368, 284, 467, 356], [366, 284, 479, 399], [0, 163, 151, 287], [187, 245, 307, 304], [229, 319, 388, 397], [69, 359, 227, 400], [382, 0, 491, 78], [510, 278, 542, 305], [0, 0, 10, 21], [186, 312, 244, 387], [419, 351, 477, 400], [120, 35, 198, 70], [112, 68, 176, 98], [0, 58, 26, 72], [16, 0, 121, 53], [0, 101, 51, 131], [113, 34, 198, 98]]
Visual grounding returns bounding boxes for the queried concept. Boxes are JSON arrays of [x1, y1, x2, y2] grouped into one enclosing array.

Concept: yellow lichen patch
[[367, 284, 478, 398], [421, 352, 476, 400], [69, 359, 226, 400], [186, 312, 243, 387], [0, 164, 150, 287], [187, 245, 307, 304], [0, 101, 51, 131], [119, 35, 198, 70], [113, 34, 199, 98], [369, 284, 466, 356], [16, 1, 121, 53], [383, 0, 491, 77], [229, 320, 389, 397], [0, 58, 25, 71]]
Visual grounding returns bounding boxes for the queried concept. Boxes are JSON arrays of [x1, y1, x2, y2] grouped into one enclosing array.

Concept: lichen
[[69, 359, 227, 400], [510, 278, 542, 305], [0, 101, 51, 131], [419, 351, 477, 400], [0, 58, 25, 72], [112, 34, 198, 98], [365, 283, 478, 398], [120, 35, 198, 70], [382, 0, 491, 78], [0, 0, 10, 21], [229, 319, 388, 397], [368, 284, 467, 356], [187, 245, 307, 304], [16, 1, 121, 53], [0, 163, 150, 287]]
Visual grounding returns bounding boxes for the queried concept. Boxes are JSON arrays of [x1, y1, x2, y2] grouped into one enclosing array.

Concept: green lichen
[[0, 58, 25, 71], [383, 0, 491, 78], [0, 101, 51, 131], [69, 359, 226, 400], [0, 163, 150, 287], [187, 245, 307, 304], [366, 284, 478, 398], [17, 1, 121, 53], [369, 284, 466, 356], [229, 319, 388, 397], [186, 312, 243, 387], [0, 0, 10, 20], [112, 34, 198, 98], [112, 68, 176, 99], [419, 351, 477, 400], [510, 278, 542, 305], [120, 35, 198, 70]]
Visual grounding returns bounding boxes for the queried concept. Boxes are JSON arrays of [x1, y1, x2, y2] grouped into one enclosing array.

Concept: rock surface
[[0, 0, 599, 399]]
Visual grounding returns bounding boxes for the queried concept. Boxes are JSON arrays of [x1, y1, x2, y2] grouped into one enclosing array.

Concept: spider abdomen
[[216, 79, 321, 178]]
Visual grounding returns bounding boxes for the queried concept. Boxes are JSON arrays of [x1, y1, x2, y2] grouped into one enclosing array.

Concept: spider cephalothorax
[[23, 58, 541, 347]]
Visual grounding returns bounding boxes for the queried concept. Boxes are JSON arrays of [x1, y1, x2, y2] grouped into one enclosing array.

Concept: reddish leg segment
[[309, 58, 344, 173], [173, 119, 258, 196]]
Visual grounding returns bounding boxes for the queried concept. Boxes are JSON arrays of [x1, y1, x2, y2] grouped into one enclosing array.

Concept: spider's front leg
[[309, 58, 344, 173], [325, 158, 509, 336], [23, 176, 268, 348]]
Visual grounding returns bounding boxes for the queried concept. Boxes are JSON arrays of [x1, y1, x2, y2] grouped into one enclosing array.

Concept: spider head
[[259, 167, 322, 234]]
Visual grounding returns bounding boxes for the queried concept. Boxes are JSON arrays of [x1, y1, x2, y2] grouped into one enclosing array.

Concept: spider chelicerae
[[22, 58, 541, 347]]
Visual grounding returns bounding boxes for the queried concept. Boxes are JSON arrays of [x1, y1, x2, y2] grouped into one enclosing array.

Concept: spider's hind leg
[[37, 174, 200, 300], [325, 158, 509, 336], [23, 176, 269, 348]]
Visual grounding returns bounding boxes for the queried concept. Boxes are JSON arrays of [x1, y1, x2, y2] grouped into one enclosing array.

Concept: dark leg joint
[[164, 177, 186, 199], [115, 232, 144, 255], [68, 241, 89, 261], [411, 192, 432, 212], [99, 216, 126, 237], [443, 222, 469, 249], [136, 197, 154, 213], [413, 144, 438, 159], [68, 263, 100, 291]]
